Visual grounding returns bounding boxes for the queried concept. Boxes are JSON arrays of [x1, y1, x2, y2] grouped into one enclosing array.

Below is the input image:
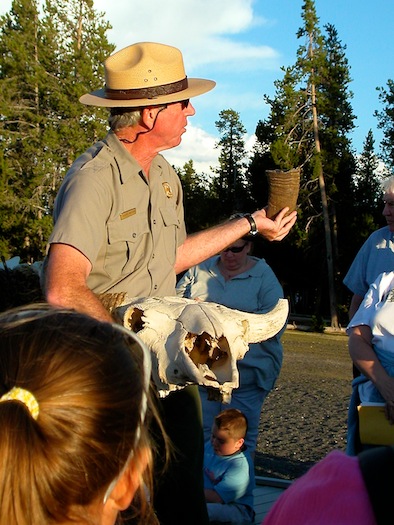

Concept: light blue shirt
[[176, 255, 284, 390], [343, 226, 394, 297], [204, 440, 255, 515]]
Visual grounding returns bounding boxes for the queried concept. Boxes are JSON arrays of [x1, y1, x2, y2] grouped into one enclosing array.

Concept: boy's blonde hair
[[214, 408, 248, 441]]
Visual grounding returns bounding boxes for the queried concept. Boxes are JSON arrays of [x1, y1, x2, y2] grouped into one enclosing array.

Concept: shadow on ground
[[254, 330, 352, 480], [255, 451, 315, 479]]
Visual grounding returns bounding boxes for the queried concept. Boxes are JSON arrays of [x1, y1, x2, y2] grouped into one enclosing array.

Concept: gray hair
[[381, 175, 394, 195], [108, 108, 143, 131]]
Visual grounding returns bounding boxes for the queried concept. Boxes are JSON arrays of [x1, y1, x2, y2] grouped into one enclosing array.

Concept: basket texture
[[266, 168, 300, 219]]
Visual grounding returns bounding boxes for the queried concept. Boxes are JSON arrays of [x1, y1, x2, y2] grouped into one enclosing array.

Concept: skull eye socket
[[185, 332, 229, 368], [128, 308, 144, 332]]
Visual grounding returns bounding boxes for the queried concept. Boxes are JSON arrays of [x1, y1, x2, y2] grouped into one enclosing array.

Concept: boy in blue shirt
[[204, 408, 255, 524]]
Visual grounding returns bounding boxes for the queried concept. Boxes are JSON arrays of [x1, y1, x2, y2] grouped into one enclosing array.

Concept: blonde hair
[[214, 408, 248, 441], [0, 304, 161, 525]]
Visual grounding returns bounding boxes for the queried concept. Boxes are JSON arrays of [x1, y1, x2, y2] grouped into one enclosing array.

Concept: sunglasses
[[160, 99, 190, 112], [223, 242, 248, 253]]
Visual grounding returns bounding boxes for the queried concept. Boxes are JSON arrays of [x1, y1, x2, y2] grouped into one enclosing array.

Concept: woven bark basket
[[266, 168, 300, 219]]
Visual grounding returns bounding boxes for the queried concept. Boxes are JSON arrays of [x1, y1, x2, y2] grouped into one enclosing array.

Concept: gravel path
[[254, 330, 352, 480]]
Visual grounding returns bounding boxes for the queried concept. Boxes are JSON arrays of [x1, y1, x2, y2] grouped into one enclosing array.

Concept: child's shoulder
[[228, 448, 251, 464]]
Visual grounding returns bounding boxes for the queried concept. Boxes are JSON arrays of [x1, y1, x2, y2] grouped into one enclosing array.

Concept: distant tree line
[[1, 0, 394, 325], [0, 0, 113, 261]]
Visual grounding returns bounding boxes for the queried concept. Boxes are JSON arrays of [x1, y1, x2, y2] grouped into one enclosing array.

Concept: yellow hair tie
[[0, 386, 39, 420]]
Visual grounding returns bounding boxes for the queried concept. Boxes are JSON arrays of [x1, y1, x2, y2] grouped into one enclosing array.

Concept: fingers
[[253, 207, 297, 241], [383, 383, 394, 423], [274, 208, 297, 224], [384, 402, 394, 424], [273, 211, 298, 241], [269, 209, 297, 241], [276, 210, 297, 227], [273, 207, 291, 220]]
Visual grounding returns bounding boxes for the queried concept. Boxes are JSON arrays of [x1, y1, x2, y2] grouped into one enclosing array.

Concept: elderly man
[[344, 175, 394, 320], [43, 42, 296, 525]]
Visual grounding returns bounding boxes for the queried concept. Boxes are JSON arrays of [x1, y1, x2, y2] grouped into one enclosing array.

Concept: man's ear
[[141, 106, 162, 130], [105, 447, 151, 512]]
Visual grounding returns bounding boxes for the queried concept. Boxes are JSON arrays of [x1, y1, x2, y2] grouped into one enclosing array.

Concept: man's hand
[[175, 206, 297, 274], [253, 207, 297, 241]]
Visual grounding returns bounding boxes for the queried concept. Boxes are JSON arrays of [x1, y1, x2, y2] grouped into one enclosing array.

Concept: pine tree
[[253, 0, 356, 326], [354, 130, 381, 210], [176, 160, 219, 232], [0, 0, 47, 261], [375, 79, 394, 174], [213, 109, 249, 215], [318, 23, 356, 315], [0, 0, 114, 261]]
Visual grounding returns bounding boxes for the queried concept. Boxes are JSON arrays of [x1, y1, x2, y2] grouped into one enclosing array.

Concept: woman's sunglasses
[[223, 242, 248, 253]]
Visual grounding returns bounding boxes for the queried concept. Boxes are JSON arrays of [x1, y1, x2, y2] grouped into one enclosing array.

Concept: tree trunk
[[311, 79, 339, 329]]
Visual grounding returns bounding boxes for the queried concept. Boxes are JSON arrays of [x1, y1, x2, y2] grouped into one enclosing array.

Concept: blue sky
[[2, 0, 393, 173]]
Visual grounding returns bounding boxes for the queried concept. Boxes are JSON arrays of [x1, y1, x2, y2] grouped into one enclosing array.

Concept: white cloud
[[163, 124, 257, 175], [245, 134, 258, 157], [91, 0, 279, 140], [164, 124, 219, 174], [93, 0, 279, 71], [98, 0, 255, 40]]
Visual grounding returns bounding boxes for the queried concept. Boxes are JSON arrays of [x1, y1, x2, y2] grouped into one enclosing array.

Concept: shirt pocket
[[105, 212, 149, 277], [159, 206, 181, 264]]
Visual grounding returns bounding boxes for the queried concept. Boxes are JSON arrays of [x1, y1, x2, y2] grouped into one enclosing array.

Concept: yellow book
[[358, 402, 394, 445]]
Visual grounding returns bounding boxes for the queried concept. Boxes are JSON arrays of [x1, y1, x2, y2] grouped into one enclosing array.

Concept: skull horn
[[226, 298, 289, 343]]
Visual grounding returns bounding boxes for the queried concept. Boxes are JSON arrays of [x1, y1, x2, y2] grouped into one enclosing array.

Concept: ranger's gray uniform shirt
[[48, 131, 187, 297]]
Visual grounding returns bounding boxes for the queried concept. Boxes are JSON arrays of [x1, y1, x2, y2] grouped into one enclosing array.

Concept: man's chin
[[161, 137, 183, 152]]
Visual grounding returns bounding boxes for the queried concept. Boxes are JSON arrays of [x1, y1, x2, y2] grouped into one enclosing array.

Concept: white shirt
[[347, 271, 394, 402]]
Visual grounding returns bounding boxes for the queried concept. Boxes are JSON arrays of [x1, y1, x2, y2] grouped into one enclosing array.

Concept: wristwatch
[[243, 213, 258, 236]]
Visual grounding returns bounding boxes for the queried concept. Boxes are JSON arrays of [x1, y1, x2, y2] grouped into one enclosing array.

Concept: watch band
[[243, 213, 258, 236]]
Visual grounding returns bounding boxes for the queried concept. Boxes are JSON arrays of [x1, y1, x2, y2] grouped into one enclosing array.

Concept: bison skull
[[110, 295, 288, 402]]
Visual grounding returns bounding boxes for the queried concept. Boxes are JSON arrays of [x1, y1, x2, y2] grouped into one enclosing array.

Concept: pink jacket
[[262, 451, 376, 525]]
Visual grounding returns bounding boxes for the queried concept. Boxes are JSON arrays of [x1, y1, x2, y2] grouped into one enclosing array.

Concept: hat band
[[105, 77, 188, 101]]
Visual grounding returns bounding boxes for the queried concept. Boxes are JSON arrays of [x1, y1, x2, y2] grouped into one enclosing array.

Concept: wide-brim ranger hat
[[80, 42, 216, 108]]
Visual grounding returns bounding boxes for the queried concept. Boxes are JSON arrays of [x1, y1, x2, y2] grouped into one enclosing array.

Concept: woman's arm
[[348, 325, 394, 422]]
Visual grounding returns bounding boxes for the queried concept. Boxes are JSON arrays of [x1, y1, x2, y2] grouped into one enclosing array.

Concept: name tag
[[120, 208, 136, 220]]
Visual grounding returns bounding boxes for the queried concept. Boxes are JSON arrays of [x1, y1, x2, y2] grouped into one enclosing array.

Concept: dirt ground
[[254, 329, 352, 480]]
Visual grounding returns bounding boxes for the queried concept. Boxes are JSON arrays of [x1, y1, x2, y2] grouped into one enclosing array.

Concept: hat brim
[[80, 78, 216, 108]]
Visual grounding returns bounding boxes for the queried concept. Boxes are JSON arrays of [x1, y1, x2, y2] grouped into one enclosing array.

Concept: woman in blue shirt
[[177, 234, 284, 458]]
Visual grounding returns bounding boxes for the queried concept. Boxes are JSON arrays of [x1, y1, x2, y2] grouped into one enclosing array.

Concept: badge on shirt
[[162, 182, 173, 198]]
